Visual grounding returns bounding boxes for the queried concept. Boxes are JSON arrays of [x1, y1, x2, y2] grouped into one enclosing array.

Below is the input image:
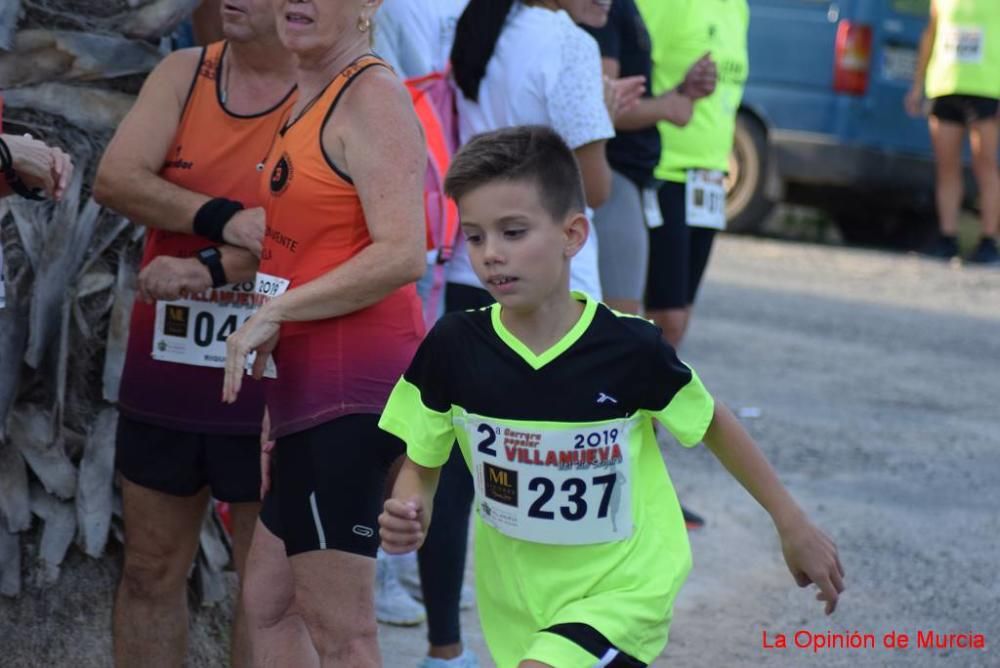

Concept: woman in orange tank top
[[220, 0, 427, 664]]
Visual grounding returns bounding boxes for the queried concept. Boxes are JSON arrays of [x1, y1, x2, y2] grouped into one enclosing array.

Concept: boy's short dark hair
[[444, 125, 586, 221]]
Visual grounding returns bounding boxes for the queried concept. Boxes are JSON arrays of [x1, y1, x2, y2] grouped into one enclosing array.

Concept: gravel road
[[382, 235, 1000, 668]]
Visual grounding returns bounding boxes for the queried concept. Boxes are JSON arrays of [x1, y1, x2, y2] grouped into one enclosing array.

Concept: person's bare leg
[[969, 117, 1000, 238], [603, 298, 642, 316], [228, 502, 260, 668], [646, 307, 692, 349], [113, 480, 208, 667], [242, 520, 318, 668], [929, 117, 966, 236], [292, 549, 380, 668]]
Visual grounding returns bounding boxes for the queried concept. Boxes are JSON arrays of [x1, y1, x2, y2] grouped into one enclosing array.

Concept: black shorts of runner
[[543, 623, 647, 667], [115, 414, 261, 503], [929, 95, 1000, 126], [259, 413, 405, 558], [645, 180, 717, 310]]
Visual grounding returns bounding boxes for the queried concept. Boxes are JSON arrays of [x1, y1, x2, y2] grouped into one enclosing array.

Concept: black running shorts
[[115, 414, 261, 503], [541, 623, 647, 667], [930, 94, 1000, 126], [645, 180, 717, 310], [259, 413, 405, 558]]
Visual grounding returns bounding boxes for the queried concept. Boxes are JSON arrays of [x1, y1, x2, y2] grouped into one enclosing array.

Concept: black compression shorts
[[259, 413, 404, 558], [645, 180, 717, 310], [930, 95, 1000, 126]]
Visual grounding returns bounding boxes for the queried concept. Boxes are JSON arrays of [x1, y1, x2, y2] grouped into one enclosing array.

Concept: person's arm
[[574, 139, 612, 208], [702, 403, 846, 614], [379, 457, 442, 554], [136, 245, 259, 303], [222, 69, 426, 402], [602, 58, 693, 129], [906, 0, 938, 116], [93, 49, 264, 254]]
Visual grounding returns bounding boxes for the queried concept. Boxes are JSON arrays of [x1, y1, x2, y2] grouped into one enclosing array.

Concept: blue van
[[727, 0, 938, 245]]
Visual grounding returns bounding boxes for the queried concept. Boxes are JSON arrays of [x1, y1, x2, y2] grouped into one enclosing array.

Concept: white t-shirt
[[447, 3, 614, 299], [374, 0, 468, 79]]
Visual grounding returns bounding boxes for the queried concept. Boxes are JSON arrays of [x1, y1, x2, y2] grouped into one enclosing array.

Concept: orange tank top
[[256, 55, 425, 439], [119, 41, 296, 435]]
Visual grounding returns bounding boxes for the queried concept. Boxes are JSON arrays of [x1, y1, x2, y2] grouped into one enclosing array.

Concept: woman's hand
[[603, 75, 646, 122], [2, 133, 74, 200], [223, 304, 280, 403]]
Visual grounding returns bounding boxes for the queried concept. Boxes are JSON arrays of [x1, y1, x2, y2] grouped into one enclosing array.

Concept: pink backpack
[[406, 69, 461, 327]]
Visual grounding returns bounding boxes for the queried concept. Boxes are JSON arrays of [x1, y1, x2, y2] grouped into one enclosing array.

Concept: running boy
[[378, 126, 844, 668]]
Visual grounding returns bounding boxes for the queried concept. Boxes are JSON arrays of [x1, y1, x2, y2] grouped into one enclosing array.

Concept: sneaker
[[966, 237, 1000, 265], [417, 649, 480, 668], [375, 552, 426, 626], [920, 235, 959, 260], [681, 504, 705, 530], [394, 552, 476, 611]]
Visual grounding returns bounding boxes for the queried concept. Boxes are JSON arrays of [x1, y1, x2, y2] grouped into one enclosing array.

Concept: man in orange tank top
[[93, 1, 295, 665]]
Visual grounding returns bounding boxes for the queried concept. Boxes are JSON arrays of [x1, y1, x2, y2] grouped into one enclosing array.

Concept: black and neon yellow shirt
[[379, 293, 715, 666]]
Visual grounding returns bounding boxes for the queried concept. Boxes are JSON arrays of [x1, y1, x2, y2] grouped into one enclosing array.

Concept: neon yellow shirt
[[379, 295, 715, 666], [926, 0, 1000, 99], [636, 0, 750, 182]]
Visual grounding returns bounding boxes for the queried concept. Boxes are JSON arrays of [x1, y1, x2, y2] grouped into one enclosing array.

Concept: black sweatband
[[193, 197, 244, 243]]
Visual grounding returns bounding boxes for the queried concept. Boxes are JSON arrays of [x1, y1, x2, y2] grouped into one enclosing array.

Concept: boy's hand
[[779, 517, 845, 615], [379, 496, 426, 554]]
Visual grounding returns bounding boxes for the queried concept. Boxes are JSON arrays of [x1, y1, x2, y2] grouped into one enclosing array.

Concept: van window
[[892, 0, 929, 17]]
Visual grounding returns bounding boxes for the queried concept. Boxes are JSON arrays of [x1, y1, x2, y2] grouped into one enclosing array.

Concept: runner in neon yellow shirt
[[634, 0, 749, 347], [379, 126, 844, 668], [906, 0, 1000, 264]]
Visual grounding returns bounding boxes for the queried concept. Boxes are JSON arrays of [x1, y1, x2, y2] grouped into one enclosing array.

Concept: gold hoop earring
[[357, 16, 371, 33]]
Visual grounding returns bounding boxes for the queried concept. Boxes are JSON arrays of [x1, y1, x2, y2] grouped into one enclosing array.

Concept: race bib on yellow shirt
[[940, 25, 985, 64], [152, 280, 277, 377], [461, 414, 633, 545], [686, 169, 726, 230]]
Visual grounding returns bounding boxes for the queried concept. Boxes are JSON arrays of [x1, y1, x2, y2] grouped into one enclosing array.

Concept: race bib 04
[[152, 280, 277, 377], [461, 413, 634, 545], [686, 169, 726, 230], [940, 26, 985, 64]]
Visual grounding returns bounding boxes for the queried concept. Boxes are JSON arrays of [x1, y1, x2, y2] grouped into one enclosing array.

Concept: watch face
[[199, 247, 219, 262]]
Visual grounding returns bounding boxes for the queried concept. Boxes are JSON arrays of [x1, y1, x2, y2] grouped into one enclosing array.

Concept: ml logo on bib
[[270, 153, 293, 195]]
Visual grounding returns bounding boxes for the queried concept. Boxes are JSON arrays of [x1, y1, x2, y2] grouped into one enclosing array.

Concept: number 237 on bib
[[462, 415, 634, 546]]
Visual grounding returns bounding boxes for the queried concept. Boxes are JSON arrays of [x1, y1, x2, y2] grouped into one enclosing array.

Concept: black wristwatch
[[196, 246, 228, 288]]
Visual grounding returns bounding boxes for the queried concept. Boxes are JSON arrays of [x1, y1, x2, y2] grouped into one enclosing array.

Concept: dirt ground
[[2, 235, 998, 667]]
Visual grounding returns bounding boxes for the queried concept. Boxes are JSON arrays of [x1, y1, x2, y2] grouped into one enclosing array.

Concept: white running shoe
[[375, 551, 426, 626], [417, 649, 480, 668], [393, 551, 475, 610]]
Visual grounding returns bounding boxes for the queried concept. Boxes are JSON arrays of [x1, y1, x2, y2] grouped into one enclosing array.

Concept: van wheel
[[726, 113, 774, 234]]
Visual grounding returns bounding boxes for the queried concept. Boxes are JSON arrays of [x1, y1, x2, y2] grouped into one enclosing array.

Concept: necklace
[[220, 49, 230, 105]]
